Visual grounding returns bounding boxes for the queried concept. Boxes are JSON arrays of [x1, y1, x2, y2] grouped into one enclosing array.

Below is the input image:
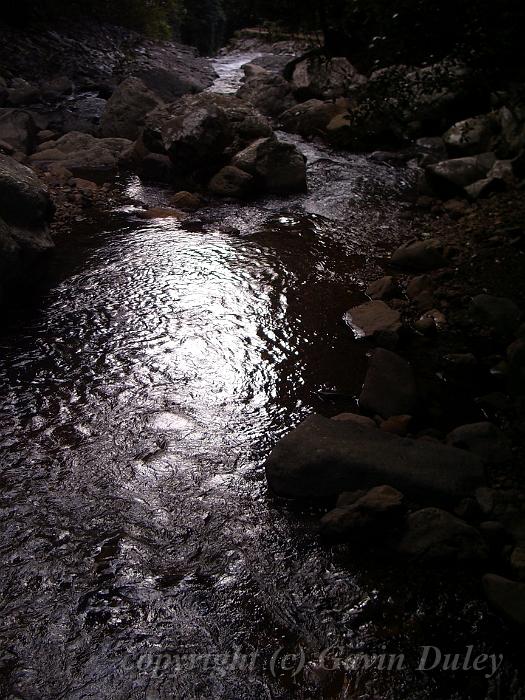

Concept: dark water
[[0, 53, 523, 700]]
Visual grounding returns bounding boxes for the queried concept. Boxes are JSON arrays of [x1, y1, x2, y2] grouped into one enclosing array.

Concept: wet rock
[[40, 76, 74, 102], [209, 165, 254, 198], [237, 65, 295, 117], [465, 176, 507, 200], [391, 238, 447, 271], [425, 153, 496, 197], [470, 294, 521, 335], [279, 99, 345, 137], [100, 77, 163, 140], [447, 422, 512, 466], [7, 85, 41, 107], [336, 490, 367, 507], [396, 508, 488, 562], [414, 316, 437, 335], [483, 574, 525, 626], [144, 93, 272, 184], [507, 339, 525, 394], [442, 198, 471, 218], [30, 131, 132, 175], [289, 55, 366, 100], [232, 136, 307, 194], [264, 414, 483, 503], [331, 413, 377, 429], [0, 109, 37, 154], [141, 153, 174, 182], [0, 153, 53, 227], [406, 274, 433, 299], [344, 300, 401, 340], [443, 115, 496, 157], [137, 207, 185, 220], [380, 415, 412, 436], [366, 276, 398, 301], [170, 191, 202, 211], [359, 348, 417, 419], [60, 96, 108, 135], [320, 485, 405, 541], [487, 159, 515, 185]]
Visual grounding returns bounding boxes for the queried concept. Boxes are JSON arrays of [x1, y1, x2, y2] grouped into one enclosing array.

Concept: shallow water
[[0, 54, 522, 700]]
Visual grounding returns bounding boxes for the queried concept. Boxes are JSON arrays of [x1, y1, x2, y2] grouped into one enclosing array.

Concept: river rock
[[290, 55, 366, 100], [0, 109, 38, 154], [59, 96, 108, 135], [366, 276, 398, 300], [469, 294, 521, 335], [391, 238, 447, 271], [396, 508, 488, 562], [443, 115, 496, 157], [0, 154, 54, 301], [344, 300, 401, 339], [30, 131, 132, 175], [279, 99, 345, 137], [100, 77, 164, 140], [446, 422, 512, 466], [264, 414, 483, 504], [331, 413, 377, 429], [237, 65, 295, 117], [320, 485, 405, 541], [425, 153, 496, 197], [141, 153, 174, 182], [232, 136, 307, 194], [483, 574, 525, 626], [359, 348, 417, 419], [209, 165, 254, 198], [507, 339, 525, 394], [170, 191, 202, 211], [143, 93, 272, 184], [465, 176, 507, 200]]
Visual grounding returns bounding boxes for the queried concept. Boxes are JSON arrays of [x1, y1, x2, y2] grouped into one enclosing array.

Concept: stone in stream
[[395, 507, 488, 562], [232, 136, 307, 194], [100, 77, 164, 140], [391, 238, 447, 271], [288, 55, 366, 101], [320, 485, 405, 541], [366, 276, 398, 301], [359, 348, 417, 419], [469, 294, 521, 335], [483, 574, 525, 626], [446, 422, 512, 466], [279, 99, 345, 137], [30, 131, 132, 175], [425, 153, 496, 197], [237, 65, 295, 118], [0, 108, 38, 154], [442, 115, 497, 157], [208, 165, 254, 198], [344, 300, 401, 340], [331, 413, 377, 429], [264, 414, 484, 504], [170, 191, 202, 211]]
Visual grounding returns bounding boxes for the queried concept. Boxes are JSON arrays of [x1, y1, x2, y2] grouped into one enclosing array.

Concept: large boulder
[[320, 485, 405, 541], [359, 348, 418, 419], [232, 136, 307, 194], [425, 153, 496, 197], [396, 508, 488, 562], [208, 165, 254, 198], [469, 294, 521, 335], [391, 238, 447, 271], [0, 109, 38, 154], [289, 55, 366, 100], [483, 574, 525, 626], [446, 422, 512, 466], [237, 65, 295, 118], [0, 154, 54, 302], [279, 99, 347, 138], [344, 300, 401, 340], [100, 77, 163, 140], [30, 131, 132, 175], [143, 93, 272, 184], [443, 115, 498, 157], [264, 414, 484, 504]]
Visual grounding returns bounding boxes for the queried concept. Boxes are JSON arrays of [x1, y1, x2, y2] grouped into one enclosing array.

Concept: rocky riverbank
[[1, 19, 525, 633]]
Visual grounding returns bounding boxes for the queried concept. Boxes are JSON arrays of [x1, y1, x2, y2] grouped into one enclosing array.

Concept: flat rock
[[396, 507, 488, 562], [344, 300, 401, 339], [366, 276, 398, 300], [391, 238, 447, 271], [446, 422, 512, 465], [483, 574, 525, 626], [470, 294, 521, 335], [264, 414, 484, 504], [331, 413, 377, 429], [359, 348, 417, 419]]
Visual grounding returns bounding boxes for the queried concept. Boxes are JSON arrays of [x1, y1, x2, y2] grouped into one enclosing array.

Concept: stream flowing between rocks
[[0, 52, 521, 700]]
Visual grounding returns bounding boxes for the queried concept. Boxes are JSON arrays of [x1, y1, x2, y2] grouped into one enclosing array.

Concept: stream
[[0, 52, 521, 700]]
